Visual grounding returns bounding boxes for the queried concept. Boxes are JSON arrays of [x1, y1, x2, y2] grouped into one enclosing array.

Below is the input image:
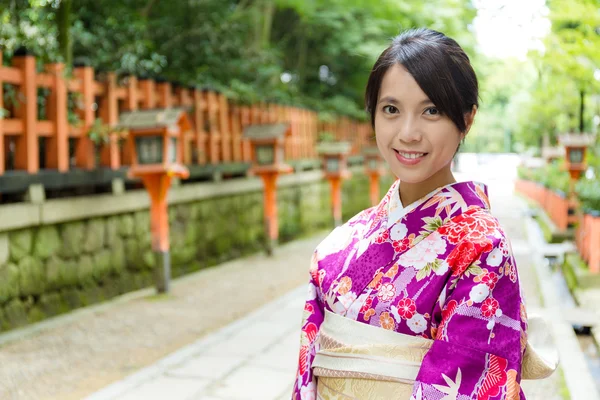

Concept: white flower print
[[300, 381, 316, 400], [487, 319, 495, 330], [317, 224, 354, 259], [306, 282, 317, 301], [469, 283, 490, 303], [338, 291, 357, 309], [436, 260, 450, 276], [399, 233, 447, 270], [390, 222, 408, 241], [407, 313, 427, 334], [486, 247, 503, 267], [390, 305, 402, 323], [377, 283, 395, 302]]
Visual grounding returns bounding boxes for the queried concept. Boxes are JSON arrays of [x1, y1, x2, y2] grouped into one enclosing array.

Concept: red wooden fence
[[0, 52, 372, 176]]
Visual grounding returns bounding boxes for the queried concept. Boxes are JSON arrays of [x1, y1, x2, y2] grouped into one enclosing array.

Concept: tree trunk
[[261, 1, 275, 49], [57, 0, 72, 68], [296, 29, 308, 90], [580, 89, 585, 133]]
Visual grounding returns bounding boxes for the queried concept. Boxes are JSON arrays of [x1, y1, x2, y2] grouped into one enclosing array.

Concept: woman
[[292, 28, 556, 400]]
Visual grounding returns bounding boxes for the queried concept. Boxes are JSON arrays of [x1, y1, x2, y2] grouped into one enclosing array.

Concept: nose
[[395, 116, 422, 144]]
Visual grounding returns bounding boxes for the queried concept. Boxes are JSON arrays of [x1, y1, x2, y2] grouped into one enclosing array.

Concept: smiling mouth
[[394, 150, 428, 159]]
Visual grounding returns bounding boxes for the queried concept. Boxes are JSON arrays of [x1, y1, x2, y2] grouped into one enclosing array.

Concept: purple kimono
[[292, 179, 527, 399]]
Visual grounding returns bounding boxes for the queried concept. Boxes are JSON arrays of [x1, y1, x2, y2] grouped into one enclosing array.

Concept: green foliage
[[0, 0, 477, 121], [518, 160, 571, 194], [576, 178, 600, 213]]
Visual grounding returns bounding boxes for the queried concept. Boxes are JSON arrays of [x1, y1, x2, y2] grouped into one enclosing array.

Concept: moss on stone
[[0, 263, 20, 304], [105, 216, 120, 246], [27, 306, 46, 323], [118, 214, 134, 237], [77, 255, 95, 287], [9, 229, 33, 263], [4, 299, 27, 328], [33, 226, 61, 260], [93, 250, 112, 281], [83, 219, 106, 254], [18, 256, 45, 296], [124, 238, 141, 270], [110, 239, 126, 275], [59, 221, 85, 258]]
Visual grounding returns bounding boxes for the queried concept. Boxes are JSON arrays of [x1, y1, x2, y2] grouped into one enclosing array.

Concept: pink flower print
[[481, 298, 500, 318], [482, 272, 499, 289], [397, 297, 416, 319], [360, 297, 373, 313], [304, 303, 314, 314], [377, 283, 395, 302]]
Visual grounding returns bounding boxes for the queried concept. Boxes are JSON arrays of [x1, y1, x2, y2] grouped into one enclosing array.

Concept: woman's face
[[375, 63, 472, 184]]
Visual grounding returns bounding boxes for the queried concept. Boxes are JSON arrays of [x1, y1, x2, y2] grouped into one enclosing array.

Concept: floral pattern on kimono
[[292, 179, 528, 400]]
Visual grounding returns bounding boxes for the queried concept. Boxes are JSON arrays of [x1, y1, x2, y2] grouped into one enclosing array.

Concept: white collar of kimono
[[387, 180, 488, 229]]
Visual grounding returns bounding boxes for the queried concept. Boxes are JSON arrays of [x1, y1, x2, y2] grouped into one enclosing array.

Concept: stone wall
[[0, 172, 395, 332]]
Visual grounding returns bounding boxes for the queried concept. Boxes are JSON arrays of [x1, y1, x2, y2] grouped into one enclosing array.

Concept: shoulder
[[314, 205, 376, 260]]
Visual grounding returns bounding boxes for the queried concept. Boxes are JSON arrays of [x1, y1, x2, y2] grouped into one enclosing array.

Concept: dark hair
[[365, 28, 479, 132]]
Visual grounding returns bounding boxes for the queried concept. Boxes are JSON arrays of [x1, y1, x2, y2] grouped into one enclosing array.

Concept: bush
[[576, 179, 600, 213]]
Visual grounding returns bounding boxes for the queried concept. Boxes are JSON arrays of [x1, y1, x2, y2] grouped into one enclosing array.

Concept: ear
[[463, 105, 477, 137]]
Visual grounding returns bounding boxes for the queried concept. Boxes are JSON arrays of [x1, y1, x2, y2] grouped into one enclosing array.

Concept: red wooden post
[[240, 106, 252, 162], [45, 63, 69, 172], [192, 89, 207, 165], [589, 216, 600, 273], [230, 105, 242, 162], [0, 52, 4, 175], [74, 66, 96, 169], [139, 79, 156, 109], [218, 93, 231, 162], [13, 52, 38, 173], [157, 82, 172, 109], [99, 72, 120, 169], [206, 91, 220, 164], [126, 76, 138, 111]]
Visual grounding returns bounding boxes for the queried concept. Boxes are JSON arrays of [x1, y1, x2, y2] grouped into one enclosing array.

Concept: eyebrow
[[377, 96, 434, 106]]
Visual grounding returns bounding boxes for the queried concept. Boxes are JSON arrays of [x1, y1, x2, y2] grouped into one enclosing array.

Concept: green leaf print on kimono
[[292, 179, 529, 400]]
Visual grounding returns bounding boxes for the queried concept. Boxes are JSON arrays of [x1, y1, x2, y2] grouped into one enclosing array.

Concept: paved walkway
[[83, 173, 595, 400]]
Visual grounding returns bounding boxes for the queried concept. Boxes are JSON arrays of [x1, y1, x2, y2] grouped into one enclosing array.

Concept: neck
[[399, 166, 456, 206]]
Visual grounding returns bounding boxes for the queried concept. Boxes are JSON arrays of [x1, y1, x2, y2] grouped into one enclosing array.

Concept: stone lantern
[[117, 108, 191, 293], [317, 141, 352, 227], [363, 146, 387, 206], [243, 123, 293, 255]]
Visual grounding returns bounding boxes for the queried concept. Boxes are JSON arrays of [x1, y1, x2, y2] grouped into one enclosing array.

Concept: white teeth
[[398, 152, 425, 159]]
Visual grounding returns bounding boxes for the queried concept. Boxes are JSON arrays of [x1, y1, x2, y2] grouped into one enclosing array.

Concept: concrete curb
[[84, 284, 306, 400], [524, 212, 599, 400]]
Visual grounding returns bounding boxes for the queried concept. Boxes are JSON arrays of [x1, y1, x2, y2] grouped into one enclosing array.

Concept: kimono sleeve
[[291, 250, 325, 400], [412, 236, 527, 400]]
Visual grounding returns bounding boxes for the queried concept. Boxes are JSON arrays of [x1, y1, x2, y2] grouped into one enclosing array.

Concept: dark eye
[[424, 107, 440, 116], [383, 105, 399, 114]]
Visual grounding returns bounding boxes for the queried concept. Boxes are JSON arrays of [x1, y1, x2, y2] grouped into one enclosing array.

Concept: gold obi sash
[[312, 310, 558, 400]]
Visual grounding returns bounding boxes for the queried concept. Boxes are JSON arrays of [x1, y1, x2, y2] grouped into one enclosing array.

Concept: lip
[[393, 149, 428, 166]]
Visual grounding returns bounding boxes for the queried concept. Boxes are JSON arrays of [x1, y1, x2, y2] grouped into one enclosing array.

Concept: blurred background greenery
[[1, 0, 600, 156]]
